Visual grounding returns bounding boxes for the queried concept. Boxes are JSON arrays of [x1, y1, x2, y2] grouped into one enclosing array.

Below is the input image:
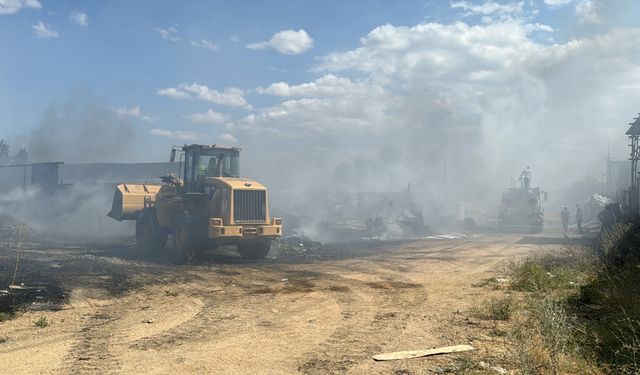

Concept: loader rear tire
[[136, 208, 167, 251], [238, 241, 271, 260]]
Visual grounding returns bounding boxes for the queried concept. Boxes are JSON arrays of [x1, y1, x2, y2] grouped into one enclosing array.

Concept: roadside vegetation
[[468, 223, 640, 374]]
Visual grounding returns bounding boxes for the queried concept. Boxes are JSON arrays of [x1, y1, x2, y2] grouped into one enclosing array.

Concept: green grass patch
[[33, 316, 49, 328], [470, 296, 515, 322], [507, 252, 595, 296]]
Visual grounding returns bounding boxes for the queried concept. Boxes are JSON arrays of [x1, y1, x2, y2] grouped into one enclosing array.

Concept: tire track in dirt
[[297, 267, 429, 374], [60, 311, 122, 375], [127, 296, 236, 351], [297, 289, 379, 375]]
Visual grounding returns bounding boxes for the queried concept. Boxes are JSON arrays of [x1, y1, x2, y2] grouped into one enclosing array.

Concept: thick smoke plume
[[234, 12, 640, 225], [26, 90, 140, 163]]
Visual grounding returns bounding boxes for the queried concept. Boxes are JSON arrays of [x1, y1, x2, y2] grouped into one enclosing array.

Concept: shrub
[[33, 316, 49, 328]]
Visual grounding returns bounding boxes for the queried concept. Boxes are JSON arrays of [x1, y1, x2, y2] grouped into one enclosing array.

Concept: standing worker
[[520, 166, 532, 190], [575, 204, 583, 234], [598, 203, 617, 234], [561, 206, 570, 236]]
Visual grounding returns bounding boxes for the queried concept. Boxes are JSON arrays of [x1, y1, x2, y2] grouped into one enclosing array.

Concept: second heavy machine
[[498, 186, 547, 233]]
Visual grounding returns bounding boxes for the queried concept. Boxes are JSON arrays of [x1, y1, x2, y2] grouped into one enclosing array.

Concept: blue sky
[[1, 0, 435, 136], [1, 0, 640, 197]]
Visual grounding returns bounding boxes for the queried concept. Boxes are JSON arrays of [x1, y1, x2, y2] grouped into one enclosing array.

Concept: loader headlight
[[273, 218, 282, 225], [210, 218, 223, 226]]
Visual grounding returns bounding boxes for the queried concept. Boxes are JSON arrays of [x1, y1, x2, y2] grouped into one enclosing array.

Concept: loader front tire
[[238, 241, 271, 260], [174, 215, 202, 265], [136, 208, 167, 251]]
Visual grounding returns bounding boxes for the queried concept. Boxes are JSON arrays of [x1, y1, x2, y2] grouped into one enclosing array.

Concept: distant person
[[561, 206, 570, 236], [520, 166, 532, 190], [599, 203, 618, 233], [575, 204, 583, 234]]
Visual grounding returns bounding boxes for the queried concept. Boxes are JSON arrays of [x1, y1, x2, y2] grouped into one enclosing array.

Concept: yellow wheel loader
[[107, 145, 282, 261]]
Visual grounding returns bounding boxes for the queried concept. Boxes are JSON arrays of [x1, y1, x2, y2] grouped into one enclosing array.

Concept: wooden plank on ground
[[372, 344, 474, 361]]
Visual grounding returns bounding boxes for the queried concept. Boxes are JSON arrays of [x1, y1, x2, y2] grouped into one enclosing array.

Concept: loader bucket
[[107, 183, 162, 221]]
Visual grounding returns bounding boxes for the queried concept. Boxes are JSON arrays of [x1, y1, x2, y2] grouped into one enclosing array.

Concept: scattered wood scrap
[[372, 344, 474, 361]]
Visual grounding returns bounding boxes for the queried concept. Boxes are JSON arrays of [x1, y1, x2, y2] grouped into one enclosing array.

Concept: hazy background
[[2, 0, 640, 232]]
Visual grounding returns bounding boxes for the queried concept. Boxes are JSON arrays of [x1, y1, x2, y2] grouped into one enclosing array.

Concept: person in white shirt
[[519, 166, 532, 190]]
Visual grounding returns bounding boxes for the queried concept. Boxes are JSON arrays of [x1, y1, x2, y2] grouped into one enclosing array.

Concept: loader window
[[184, 149, 240, 192], [184, 152, 198, 192], [195, 152, 239, 178]]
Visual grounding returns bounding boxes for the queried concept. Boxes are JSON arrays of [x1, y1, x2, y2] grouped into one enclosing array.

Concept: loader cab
[[181, 145, 240, 193]]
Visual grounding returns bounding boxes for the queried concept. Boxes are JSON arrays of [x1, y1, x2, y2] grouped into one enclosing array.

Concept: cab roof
[[182, 144, 241, 152]]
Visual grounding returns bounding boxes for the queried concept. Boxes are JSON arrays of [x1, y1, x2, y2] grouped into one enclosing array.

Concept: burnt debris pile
[[273, 235, 342, 259]]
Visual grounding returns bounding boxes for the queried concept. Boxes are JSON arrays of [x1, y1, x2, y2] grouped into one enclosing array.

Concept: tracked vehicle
[[108, 145, 282, 261]]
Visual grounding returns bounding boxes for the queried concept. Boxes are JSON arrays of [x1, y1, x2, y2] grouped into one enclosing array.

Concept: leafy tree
[[0, 139, 10, 165], [12, 148, 29, 164]]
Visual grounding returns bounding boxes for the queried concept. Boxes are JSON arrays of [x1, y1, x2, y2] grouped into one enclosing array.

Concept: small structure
[[0, 161, 63, 192], [31, 162, 63, 192], [626, 113, 640, 215]]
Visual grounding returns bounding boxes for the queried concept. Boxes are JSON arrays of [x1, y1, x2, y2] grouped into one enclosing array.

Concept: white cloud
[[69, 10, 88, 26], [0, 0, 40, 15], [185, 109, 228, 124], [257, 74, 384, 98], [150, 129, 199, 140], [229, 35, 240, 42], [157, 87, 190, 99], [154, 26, 180, 42], [158, 84, 249, 108], [113, 105, 153, 122], [542, 0, 601, 23], [316, 21, 552, 76], [246, 29, 314, 55], [114, 106, 141, 117], [575, 0, 601, 24], [450, 1, 524, 16], [544, 0, 573, 7], [190, 39, 218, 50], [32, 21, 58, 38], [246, 74, 389, 134], [221, 133, 238, 144]]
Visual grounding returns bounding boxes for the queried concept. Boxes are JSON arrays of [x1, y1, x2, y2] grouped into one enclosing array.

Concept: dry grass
[[497, 245, 601, 374], [0, 312, 15, 322], [470, 295, 515, 322]]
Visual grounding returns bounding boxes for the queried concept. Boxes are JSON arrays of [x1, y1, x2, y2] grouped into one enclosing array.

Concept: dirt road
[[0, 233, 573, 374]]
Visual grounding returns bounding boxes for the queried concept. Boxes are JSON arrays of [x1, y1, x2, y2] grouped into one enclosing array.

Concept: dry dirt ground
[[0, 232, 579, 374]]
